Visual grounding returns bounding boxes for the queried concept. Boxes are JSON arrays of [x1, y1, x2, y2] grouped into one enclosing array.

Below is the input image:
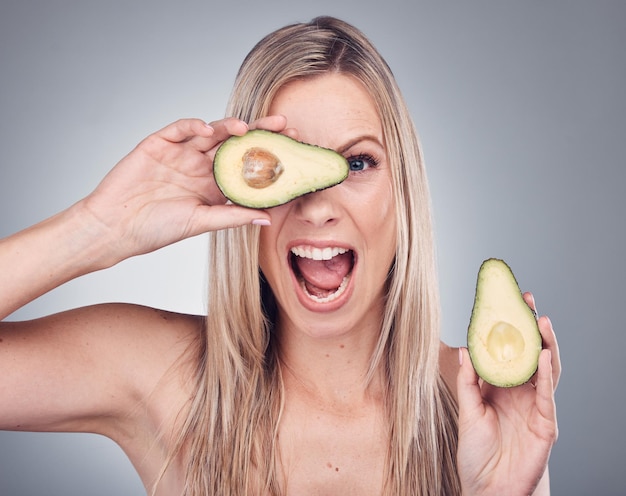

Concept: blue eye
[[348, 154, 379, 172]]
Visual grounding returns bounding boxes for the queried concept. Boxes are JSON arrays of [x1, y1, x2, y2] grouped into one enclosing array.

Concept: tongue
[[294, 251, 352, 292]]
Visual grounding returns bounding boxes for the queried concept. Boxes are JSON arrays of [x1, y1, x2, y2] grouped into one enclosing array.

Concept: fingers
[[249, 115, 300, 140], [282, 127, 300, 140], [178, 115, 301, 161], [534, 348, 559, 441], [150, 116, 302, 182], [535, 349, 554, 401], [156, 118, 215, 143], [148, 118, 244, 161], [457, 347, 485, 417], [209, 114, 289, 140], [155, 117, 253, 154], [523, 291, 537, 317], [208, 117, 249, 141], [249, 114, 288, 132], [523, 292, 560, 390], [189, 204, 271, 234], [204, 115, 291, 162], [538, 315, 561, 390], [156, 115, 298, 148]]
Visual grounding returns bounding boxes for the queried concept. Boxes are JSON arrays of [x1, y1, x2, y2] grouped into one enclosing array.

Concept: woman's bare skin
[[0, 300, 454, 494], [0, 84, 559, 493]]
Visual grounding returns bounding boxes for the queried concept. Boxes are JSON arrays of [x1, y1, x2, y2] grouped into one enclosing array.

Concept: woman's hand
[[456, 292, 560, 495], [0, 115, 291, 318], [79, 116, 289, 263]]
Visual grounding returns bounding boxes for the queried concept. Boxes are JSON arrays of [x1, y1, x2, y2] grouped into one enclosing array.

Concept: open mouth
[[290, 245, 355, 303]]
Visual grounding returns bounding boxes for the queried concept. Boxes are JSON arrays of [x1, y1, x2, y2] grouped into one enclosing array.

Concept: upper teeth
[[290, 246, 348, 261]]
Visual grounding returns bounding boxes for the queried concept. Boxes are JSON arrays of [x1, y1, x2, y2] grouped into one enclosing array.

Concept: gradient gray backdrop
[[1, 1, 624, 494]]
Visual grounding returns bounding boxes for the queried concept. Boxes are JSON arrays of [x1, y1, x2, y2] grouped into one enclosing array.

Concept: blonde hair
[[164, 16, 459, 495]]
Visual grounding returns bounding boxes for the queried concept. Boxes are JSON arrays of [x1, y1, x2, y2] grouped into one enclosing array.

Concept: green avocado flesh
[[213, 129, 349, 208], [467, 258, 542, 387]]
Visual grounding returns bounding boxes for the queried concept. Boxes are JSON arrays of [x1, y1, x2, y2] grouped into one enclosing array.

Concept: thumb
[[189, 204, 271, 234], [457, 347, 485, 416]]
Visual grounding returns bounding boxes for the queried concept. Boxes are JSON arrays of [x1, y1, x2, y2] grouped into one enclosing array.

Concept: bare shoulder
[[77, 302, 203, 364], [0, 303, 203, 436], [85, 302, 202, 383], [48, 303, 204, 407], [9, 302, 203, 380], [439, 341, 459, 400]]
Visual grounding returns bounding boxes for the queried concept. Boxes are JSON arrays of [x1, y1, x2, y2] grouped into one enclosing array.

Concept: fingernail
[[252, 219, 271, 226]]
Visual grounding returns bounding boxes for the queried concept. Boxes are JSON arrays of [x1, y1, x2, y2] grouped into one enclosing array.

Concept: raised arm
[[0, 117, 274, 320], [0, 116, 287, 435]]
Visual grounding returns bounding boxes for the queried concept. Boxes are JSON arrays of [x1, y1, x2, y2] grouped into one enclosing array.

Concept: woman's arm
[[0, 202, 116, 320], [0, 303, 198, 436], [0, 116, 286, 434], [0, 117, 273, 320]]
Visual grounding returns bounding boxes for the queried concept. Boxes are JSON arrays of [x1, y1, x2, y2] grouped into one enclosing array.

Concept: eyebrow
[[336, 134, 384, 155]]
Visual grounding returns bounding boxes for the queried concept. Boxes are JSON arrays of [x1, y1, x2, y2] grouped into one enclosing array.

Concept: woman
[[0, 16, 559, 495]]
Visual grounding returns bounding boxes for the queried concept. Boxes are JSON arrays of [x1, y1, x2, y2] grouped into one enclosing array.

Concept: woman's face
[[259, 73, 397, 340]]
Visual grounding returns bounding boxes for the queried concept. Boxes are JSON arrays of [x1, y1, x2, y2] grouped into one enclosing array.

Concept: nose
[[292, 187, 340, 228]]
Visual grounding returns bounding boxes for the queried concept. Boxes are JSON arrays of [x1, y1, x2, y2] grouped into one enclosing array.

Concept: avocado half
[[213, 129, 349, 208], [467, 258, 542, 387]]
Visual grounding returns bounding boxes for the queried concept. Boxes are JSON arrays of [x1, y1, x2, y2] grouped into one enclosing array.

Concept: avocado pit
[[242, 147, 284, 189]]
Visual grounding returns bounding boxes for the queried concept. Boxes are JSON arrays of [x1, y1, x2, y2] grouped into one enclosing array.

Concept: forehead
[[268, 73, 383, 150]]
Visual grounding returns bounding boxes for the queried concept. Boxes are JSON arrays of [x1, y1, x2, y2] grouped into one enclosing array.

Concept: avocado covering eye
[[213, 130, 349, 208], [467, 258, 542, 387]]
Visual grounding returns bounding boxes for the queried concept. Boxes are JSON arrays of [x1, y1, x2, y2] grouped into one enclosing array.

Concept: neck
[[275, 317, 385, 409]]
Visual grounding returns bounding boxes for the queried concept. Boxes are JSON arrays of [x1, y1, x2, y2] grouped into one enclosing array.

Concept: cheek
[[369, 180, 396, 232], [351, 184, 397, 271], [372, 183, 397, 262]]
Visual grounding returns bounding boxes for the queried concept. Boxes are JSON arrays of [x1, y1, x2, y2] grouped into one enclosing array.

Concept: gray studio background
[[1, 1, 624, 495]]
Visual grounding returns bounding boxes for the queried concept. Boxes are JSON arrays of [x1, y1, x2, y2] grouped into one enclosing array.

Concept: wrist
[[62, 199, 127, 271], [0, 201, 123, 319]]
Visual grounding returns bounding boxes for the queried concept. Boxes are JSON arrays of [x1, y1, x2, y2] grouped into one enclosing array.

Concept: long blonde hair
[[166, 16, 459, 495]]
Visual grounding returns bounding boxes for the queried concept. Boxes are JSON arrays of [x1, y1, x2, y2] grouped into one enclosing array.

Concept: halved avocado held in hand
[[214, 130, 349, 208], [467, 258, 542, 387]]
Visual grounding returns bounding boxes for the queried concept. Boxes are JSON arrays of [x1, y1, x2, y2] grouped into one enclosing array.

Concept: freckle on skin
[[326, 462, 332, 469], [339, 344, 344, 349]]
